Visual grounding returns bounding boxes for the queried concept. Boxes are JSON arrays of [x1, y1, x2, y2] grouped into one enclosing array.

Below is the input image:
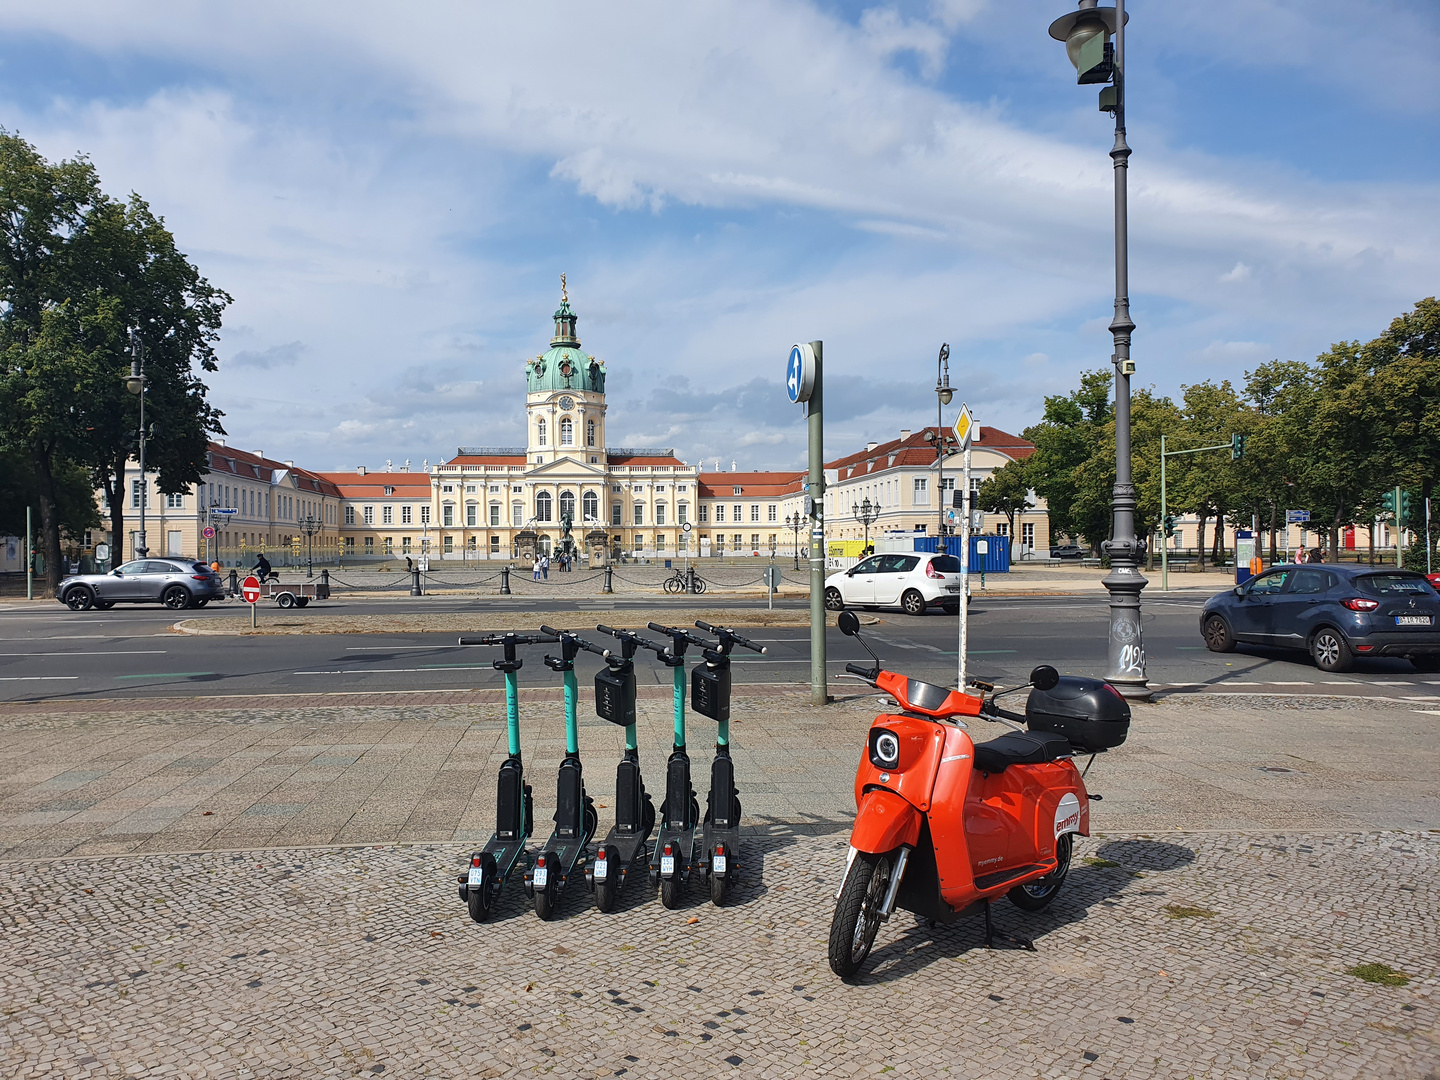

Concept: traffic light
[[1163, 515, 1176, 538], [1381, 490, 1396, 514], [1400, 491, 1413, 527], [1230, 433, 1246, 461]]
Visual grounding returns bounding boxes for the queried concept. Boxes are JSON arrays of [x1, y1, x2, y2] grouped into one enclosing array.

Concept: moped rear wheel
[[828, 851, 891, 980], [1008, 833, 1073, 912]]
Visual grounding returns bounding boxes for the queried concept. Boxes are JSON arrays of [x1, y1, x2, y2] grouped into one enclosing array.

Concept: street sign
[[241, 575, 261, 604], [682, 522, 692, 533], [202, 525, 215, 539], [953, 404, 975, 448], [971, 509, 984, 530], [94, 542, 110, 562], [1285, 510, 1310, 524], [211, 507, 238, 515], [785, 343, 816, 404]]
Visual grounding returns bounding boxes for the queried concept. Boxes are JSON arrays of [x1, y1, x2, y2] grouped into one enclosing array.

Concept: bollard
[[500, 565, 511, 595], [411, 568, 422, 597], [602, 565, 613, 594], [320, 568, 329, 600], [229, 569, 239, 598]]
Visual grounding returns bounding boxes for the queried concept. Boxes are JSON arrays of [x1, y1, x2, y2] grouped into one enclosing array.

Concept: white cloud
[[1220, 262, 1252, 283]]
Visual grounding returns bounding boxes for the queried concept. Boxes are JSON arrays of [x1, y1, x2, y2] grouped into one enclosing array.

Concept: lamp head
[[938, 387, 953, 405], [125, 375, 144, 395]]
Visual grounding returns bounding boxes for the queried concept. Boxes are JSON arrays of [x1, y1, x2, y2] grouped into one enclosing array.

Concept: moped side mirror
[[1029, 665, 1060, 691], [837, 610, 860, 636]]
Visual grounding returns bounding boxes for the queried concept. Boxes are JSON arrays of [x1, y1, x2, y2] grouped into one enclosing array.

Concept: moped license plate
[[660, 855, 675, 876], [466, 867, 485, 886], [712, 854, 727, 875], [532, 866, 548, 888], [593, 858, 608, 881], [1396, 615, 1431, 626]]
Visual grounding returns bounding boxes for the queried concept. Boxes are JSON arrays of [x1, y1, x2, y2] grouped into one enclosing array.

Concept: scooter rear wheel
[[828, 851, 891, 980], [534, 881, 557, 920], [710, 869, 726, 906], [660, 874, 683, 909], [1008, 833, 1073, 911], [466, 884, 492, 923]]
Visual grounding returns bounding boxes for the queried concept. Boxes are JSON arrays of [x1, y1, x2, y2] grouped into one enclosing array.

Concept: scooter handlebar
[[456, 633, 559, 647], [539, 625, 610, 657], [694, 620, 766, 655], [596, 624, 666, 656], [647, 621, 709, 647]]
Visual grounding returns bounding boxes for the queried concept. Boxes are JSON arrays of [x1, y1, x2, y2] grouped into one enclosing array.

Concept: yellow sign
[[953, 404, 975, 448]]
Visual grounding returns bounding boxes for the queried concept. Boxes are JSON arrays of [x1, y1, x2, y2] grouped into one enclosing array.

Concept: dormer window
[[732, 486, 742, 496], [383, 486, 394, 495]]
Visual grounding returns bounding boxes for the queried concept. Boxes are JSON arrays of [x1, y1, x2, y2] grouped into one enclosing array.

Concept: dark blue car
[[1200, 564, 1440, 673]]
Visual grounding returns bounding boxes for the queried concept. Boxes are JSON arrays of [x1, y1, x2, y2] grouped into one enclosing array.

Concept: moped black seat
[[972, 731, 1073, 773]]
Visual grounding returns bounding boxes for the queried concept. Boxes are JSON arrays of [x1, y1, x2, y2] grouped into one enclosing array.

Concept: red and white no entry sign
[[241, 575, 261, 604]]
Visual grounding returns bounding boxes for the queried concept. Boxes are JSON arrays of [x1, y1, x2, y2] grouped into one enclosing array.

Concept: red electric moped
[[828, 610, 1130, 979]]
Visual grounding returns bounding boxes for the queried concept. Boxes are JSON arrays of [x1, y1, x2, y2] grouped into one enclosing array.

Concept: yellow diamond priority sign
[[952, 404, 974, 448]]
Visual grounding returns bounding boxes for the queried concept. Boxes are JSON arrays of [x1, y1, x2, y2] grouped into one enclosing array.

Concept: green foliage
[[0, 447, 99, 540], [974, 458, 1032, 538], [1345, 963, 1409, 987], [1022, 369, 1113, 550]]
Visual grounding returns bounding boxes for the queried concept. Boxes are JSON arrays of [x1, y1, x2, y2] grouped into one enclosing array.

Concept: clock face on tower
[[558, 396, 574, 410]]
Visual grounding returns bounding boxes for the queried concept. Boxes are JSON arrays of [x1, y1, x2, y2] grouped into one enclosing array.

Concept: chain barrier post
[[500, 565, 511, 595], [410, 568, 422, 596], [603, 565, 613, 594]]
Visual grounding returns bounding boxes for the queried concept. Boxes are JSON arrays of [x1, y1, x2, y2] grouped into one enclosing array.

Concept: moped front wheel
[[828, 851, 891, 980], [1008, 833, 1073, 912]]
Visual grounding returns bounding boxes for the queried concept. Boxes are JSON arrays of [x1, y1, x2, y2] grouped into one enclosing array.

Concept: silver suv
[[57, 559, 226, 611]]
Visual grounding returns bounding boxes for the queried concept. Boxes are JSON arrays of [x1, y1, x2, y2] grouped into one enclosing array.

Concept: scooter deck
[[651, 824, 697, 883], [529, 832, 592, 894], [700, 823, 741, 882]]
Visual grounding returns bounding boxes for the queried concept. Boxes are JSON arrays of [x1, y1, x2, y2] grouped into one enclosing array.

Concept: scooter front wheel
[[828, 851, 891, 980]]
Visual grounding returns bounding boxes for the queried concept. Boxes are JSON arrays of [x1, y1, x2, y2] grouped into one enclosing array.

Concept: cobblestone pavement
[[1, 830, 1435, 1079]]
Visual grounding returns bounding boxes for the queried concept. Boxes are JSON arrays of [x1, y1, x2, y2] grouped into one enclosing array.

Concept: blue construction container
[[913, 534, 1010, 572]]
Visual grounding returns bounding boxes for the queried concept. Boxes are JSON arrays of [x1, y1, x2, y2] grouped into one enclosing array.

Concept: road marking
[[345, 646, 466, 650], [0, 676, 80, 681], [1264, 681, 1314, 686], [115, 672, 216, 680], [0, 650, 167, 656]]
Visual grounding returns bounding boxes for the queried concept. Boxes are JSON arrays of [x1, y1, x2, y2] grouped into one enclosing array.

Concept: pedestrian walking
[[540, 554, 550, 580], [532, 556, 541, 581]]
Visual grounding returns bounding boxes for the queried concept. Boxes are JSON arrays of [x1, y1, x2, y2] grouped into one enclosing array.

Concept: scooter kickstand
[[983, 900, 1036, 952]]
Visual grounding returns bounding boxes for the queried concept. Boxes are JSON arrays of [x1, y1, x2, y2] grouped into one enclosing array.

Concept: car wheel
[[193, 599, 208, 608], [1202, 615, 1236, 653], [1310, 628, 1354, 673], [942, 601, 959, 615], [824, 587, 844, 612], [901, 589, 926, 616], [1409, 655, 1440, 673], [277, 593, 295, 609], [64, 587, 94, 612], [162, 585, 192, 610]]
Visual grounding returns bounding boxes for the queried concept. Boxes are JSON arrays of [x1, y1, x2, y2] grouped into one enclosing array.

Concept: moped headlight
[[870, 729, 901, 770]]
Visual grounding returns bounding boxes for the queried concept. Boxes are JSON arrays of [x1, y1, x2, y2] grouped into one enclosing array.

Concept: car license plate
[[532, 865, 548, 888], [945, 585, 961, 593], [593, 858, 608, 881], [712, 853, 727, 875], [660, 855, 675, 876], [467, 867, 484, 886], [1396, 615, 1432, 626]]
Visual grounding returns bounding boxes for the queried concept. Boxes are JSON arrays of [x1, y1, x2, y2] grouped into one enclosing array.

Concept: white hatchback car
[[824, 552, 966, 616]]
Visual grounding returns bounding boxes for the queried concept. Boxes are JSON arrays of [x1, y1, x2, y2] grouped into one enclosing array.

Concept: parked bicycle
[[662, 566, 706, 595]]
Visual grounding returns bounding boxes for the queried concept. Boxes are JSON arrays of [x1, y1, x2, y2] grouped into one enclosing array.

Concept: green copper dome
[[525, 290, 606, 393]]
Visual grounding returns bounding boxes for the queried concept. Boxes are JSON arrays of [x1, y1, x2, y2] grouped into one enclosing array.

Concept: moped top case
[[827, 610, 1129, 978], [454, 631, 556, 923]]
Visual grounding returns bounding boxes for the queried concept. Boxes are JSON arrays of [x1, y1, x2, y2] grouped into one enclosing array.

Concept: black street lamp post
[[1048, 0, 1149, 698], [852, 497, 880, 556], [124, 330, 149, 559], [934, 343, 953, 539], [300, 514, 319, 578], [785, 512, 804, 570]]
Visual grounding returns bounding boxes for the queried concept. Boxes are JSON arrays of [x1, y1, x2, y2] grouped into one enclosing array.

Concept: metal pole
[[1396, 486, 1404, 568], [808, 340, 827, 706], [1097, 0, 1149, 698], [26, 506, 33, 601], [1159, 434, 1168, 592], [958, 437, 971, 690], [135, 337, 147, 560]]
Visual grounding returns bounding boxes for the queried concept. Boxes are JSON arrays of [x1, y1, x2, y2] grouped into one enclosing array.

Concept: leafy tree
[[1022, 369, 1112, 551], [975, 458, 1032, 541], [0, 446, 100, 546]]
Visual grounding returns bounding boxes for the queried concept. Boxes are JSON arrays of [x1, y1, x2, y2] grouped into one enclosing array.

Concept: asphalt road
[[1, 591, 1438, 704]]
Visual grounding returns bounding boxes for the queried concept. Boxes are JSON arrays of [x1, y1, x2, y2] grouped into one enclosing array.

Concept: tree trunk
[[103, 452, 126, 568], [31, 445, 63, 597], [1329, 509, 1342, 566], [1196, 512, 1208, 571], [1368, 523, 1374, 566], [1268, 503, 1279, 562], [1213, 512, 1225, 565]]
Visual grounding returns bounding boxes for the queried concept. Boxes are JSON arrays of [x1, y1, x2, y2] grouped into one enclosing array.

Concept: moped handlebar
[[845, 663, 879, 680], [693, 620, 767, 656]]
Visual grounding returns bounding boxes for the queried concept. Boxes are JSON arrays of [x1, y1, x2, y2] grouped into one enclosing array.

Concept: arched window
[[535, 491, 552, 522], [559, 491, 576, 522], [586, 419, 596, 446], [560, 417, 574, 446], [582, 491, 598, 522], [537, 419, 547, 446]]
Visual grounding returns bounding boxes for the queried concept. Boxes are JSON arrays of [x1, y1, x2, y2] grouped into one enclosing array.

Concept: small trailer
[[265, 579, 329, 608]]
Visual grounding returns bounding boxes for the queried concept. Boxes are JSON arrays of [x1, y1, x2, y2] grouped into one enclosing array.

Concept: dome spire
[[552, 272, 578, 345]]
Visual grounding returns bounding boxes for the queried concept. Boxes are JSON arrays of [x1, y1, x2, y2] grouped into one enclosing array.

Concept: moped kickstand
[[685, 620, 765, 906], [453, 631, 554, 923], [585, 626, 657, 912], [983, 900, 1036, 952], [523, 627, 600, 921]]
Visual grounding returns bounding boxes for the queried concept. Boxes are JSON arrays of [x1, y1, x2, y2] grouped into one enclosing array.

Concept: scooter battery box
[[595, 665, 637, 727], [691, 663, 731, 722], [1025, 675, 1130, 752]]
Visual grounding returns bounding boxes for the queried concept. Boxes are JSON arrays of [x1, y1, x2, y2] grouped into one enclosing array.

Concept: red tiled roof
[[697, 471, 805, 498], [828, 426, 1034, 479], [206, 442, 344, 497], [314, 471, 433, 497]]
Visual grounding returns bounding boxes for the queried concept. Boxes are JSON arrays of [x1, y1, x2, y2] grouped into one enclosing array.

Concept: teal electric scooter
[[454, 631, 557, 923], [690, 620, 766, 905], [587, 625, 657, 912], [525, 625, 601, 920]]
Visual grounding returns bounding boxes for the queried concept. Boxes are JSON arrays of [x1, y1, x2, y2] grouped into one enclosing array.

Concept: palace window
[[131, 479, 148, 509], [560, 417, 574, 445], [382, 506, 393, 525], [586, 419, 596, 446], [732, 504, 742, 522], [559, 491, 576, 521], [913, 478, 928, 504], [466, 503, 478, 527], [536, 419, 547, 446], [166, 491, 184, 509], [443, 484, 453, 493], [698, 505, 709, 523], [583, 491, 598, 521], [383, 537, 393, 554], [345, 506, 355, 525], [363, 506, 374, 525], [612, 503, 622, 526], [490, 504, 501, 527], [655, 502, 666, 526], [491, 535, 501, 553], [364, 537, 374, 553], [751, 534, 760, 549], [466, 484, 477, 494], [678, 503, 688, 524], [420, 506, 430, 525], [443, 535, 453, 552], [768, 505, 778, 523], [732, 534, 743, 548], [345, 537, 355, 551], [732, 486, 742, 496], [442, 503, 454, 527], [535, 491, 553, 522], [401, 506, 412, 525], [512, 501, 523, 526], [467, 536, 476, 551], [634, 503, 644, 526], [749, 505, 760, 523], [402, 537, 412, 553], [714, 505, 725, 523]]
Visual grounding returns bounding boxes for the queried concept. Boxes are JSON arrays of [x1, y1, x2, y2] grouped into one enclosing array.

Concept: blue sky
[[2, 1, 1437, 471]]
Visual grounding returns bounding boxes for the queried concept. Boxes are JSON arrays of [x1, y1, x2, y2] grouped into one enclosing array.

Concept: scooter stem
[[504, 670, 521, 757], [672, 664, 686, 748], [717, 717, 730, 749], [563, 668, 579, 755]]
